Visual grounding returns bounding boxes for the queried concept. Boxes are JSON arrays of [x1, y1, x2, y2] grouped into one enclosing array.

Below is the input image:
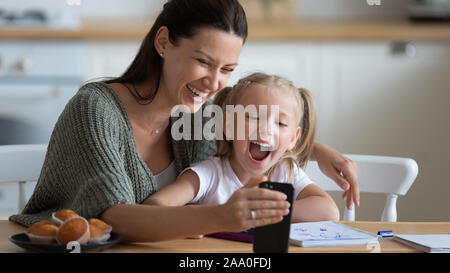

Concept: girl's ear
[[288, 126, 301, 150], [154, 26, 171, 56]]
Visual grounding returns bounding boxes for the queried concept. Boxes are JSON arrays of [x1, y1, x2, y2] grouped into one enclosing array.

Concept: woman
[[10, 0, 358, 242]]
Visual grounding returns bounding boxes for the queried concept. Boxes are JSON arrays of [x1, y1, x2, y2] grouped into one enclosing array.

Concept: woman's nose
[[202, 69, 221, 92]]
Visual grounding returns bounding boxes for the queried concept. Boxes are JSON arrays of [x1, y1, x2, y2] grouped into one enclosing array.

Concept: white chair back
[[0, 144, 47, 213], [305, 154, 419, 222]]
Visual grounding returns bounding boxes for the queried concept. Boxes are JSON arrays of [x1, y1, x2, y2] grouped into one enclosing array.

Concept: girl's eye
[[278, 121, 288, 127]]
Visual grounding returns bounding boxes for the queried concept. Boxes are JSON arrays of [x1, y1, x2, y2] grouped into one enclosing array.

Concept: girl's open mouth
[[248, 141, 272, 163]]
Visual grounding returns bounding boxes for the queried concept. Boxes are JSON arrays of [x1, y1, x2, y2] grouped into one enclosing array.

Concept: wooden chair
[[304, 154, 419, 222]]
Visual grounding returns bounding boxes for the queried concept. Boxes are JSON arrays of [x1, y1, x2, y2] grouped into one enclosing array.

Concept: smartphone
[[253, 181, 294, 253]]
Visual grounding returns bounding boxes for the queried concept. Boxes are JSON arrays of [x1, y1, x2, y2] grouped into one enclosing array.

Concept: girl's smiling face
[[226, 84, 301, 183], [158, 26, 243, 113]]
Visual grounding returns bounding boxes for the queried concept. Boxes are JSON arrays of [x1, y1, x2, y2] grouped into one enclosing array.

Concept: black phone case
[[253, 181, 294, 253]]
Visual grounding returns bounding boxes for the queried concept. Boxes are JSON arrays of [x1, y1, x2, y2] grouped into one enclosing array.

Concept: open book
[[289, 221, 379, 247]]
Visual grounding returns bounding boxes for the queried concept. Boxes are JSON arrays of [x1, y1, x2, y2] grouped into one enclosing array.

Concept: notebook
[[393, 234, 450, 253], [289, 221, 379, 247]]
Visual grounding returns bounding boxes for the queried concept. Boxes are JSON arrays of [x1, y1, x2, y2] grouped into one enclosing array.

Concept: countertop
[[1, 18, 449, 41]]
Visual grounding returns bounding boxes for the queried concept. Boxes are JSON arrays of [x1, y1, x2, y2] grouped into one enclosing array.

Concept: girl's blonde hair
[[213, 72, 317, 182]]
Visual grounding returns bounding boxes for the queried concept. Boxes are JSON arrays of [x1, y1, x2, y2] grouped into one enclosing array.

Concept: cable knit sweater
[[9, 82, 216, 227]]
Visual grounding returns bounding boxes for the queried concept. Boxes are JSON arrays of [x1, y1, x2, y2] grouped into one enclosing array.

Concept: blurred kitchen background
[[0, 0, 449, 221]]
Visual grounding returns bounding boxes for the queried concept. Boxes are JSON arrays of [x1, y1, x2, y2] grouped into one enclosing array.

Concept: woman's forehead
[[179, 27, 243, 62]]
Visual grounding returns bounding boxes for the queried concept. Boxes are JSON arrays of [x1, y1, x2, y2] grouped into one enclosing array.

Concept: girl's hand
[[312, 143, 360, 210], [218, 187, 290, 232]]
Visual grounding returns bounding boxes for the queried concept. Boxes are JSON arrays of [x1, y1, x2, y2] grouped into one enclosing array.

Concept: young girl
[[146, 72, 339, 224]]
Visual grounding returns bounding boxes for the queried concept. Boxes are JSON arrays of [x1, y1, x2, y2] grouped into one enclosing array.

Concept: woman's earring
[[159, 52, 164, 57]]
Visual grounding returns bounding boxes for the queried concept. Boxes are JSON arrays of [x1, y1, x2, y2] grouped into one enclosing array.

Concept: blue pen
[[377, 230, 394, 237]]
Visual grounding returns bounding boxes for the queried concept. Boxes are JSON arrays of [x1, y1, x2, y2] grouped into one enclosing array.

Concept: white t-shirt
[[185, 157, 314, 205]]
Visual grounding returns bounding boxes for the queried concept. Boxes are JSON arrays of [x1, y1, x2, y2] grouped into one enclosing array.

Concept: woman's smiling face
[[158, 26, 243, 113]]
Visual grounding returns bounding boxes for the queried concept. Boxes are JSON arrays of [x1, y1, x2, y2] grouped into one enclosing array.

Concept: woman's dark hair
[[106, 0, 248, 103]]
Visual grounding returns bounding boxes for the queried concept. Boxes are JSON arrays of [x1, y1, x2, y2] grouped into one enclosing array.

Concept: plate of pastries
[[9, 209, 121, 252]]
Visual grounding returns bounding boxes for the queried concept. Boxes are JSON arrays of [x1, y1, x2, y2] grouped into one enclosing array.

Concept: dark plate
[[9, 232, 121, 253]]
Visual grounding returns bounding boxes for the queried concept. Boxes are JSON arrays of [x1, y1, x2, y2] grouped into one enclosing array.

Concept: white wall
[[309, 42, 450, 222]]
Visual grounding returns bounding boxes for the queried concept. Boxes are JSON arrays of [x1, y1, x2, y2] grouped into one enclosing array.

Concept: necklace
[[144, 122, 164, 136]]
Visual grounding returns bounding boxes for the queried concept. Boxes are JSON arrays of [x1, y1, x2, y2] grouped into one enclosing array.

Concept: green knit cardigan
[[9, 82, 216, 227]]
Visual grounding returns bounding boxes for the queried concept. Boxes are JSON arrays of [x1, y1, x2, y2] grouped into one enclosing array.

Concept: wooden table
[[1, 220, 449, 253]]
